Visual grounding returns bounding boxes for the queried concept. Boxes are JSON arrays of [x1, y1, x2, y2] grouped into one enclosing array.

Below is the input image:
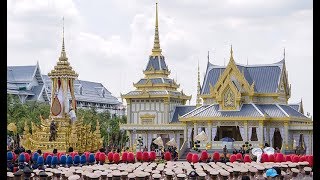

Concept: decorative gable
[[223, 87, 236, 109], [277, 63, 291, 100], [208, 47, 254, 108]]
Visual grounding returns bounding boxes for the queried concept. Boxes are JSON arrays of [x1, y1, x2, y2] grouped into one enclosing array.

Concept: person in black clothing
[[241, 175, 250, 180], [172, 147, 178, 161], [233, 148, 237, 154], [223, 145, 228, 159], [68, 147, 74, 153], [37, 149, 42, 155], [53, 149, 58, 155]]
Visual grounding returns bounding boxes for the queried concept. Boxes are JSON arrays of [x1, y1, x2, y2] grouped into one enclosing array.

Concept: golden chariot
[[20, 26, 103, 152]]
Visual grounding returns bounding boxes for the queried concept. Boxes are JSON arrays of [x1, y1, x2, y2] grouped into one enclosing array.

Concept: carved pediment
[[140, 113, 156, 125], [211, 58, 253, 99], [140, 113, 156, 119]]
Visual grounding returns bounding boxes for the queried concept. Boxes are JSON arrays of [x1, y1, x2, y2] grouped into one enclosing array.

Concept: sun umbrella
[[153, 136, 164, 147], [194, 131, 208, 141], [263, 147, 275, 155], [166, 138, 178, 147], [252, 148, 263, 162]]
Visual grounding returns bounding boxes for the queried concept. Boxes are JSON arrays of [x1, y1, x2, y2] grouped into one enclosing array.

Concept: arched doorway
[[273, 128, 282, 149]]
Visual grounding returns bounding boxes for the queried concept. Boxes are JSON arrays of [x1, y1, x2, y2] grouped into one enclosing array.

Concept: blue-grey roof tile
[[255, 104, 286, 117], [279, 105, 306, 118], [7, 66, 37, 82], [188, 104, 263, 118], [182, 105, 209, 118], [171, 106, 196, 123], [145, 56, 168, 71], [201, 61, 283, 94], [289, 104, 299, 112], [43, 75, 120, 104]]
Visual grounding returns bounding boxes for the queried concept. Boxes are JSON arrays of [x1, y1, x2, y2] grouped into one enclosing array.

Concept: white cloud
[[7, 0, 313, 115]]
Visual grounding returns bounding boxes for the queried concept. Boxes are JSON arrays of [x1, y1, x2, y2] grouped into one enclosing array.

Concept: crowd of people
[[7, 145, 313, 179]]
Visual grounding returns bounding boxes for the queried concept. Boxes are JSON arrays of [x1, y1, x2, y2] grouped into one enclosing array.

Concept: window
[[250, 127, 258, 141]]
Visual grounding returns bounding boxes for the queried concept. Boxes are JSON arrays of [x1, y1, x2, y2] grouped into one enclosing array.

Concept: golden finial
[[60, 17, 67, 60], [196, 59, 202, 107], [151, 2, 162, 56], [283, 47, 286, 60], [230, 45, 234, 61]]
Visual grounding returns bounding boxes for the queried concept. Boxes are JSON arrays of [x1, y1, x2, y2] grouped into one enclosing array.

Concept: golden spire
[[230, 45, 234, 62], [151, 3, 162, 56], [60, 17, 67, 60], [196, 60, 202, 107], [283, 47, 286, 60]]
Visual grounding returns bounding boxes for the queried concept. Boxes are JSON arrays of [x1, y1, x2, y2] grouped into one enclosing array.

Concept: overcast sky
[[8, 0, 313, 116]]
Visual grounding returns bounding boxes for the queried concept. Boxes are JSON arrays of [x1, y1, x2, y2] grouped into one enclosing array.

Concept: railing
[[178, 141, 187, 159], [210, 141, 260, 149]]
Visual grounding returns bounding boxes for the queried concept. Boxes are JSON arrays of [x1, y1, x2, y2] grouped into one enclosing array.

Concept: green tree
[[7, 95, 127, 149]]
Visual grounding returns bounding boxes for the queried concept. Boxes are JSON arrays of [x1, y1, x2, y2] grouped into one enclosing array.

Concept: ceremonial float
[[21, 25, 103, 152]]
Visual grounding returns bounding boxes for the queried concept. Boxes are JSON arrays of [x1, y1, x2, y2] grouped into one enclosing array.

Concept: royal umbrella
[[263, 147, 275, 155], [194, 131, 208, 141], [153, 136, 164, 147], [166, 138, 178, 147]]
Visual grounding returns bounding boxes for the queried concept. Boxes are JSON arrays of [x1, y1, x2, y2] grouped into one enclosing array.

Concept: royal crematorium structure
[[120, 3, 313, 156]]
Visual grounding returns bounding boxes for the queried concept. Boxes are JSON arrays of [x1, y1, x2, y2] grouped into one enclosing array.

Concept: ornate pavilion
[[120, 3, 313, 155], [20, 24, 103, 152]]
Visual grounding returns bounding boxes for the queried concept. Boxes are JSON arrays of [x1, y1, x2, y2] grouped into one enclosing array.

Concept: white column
[[266, 125, 270, 145], [164, 99, 169, 123], [239, 126, 245, 142], [144, 133, 147, 150], [187, 127, 192, 148], [184, 124, 187, 143], [208, 122, 212, 142], [270, 128, 275, 147], [284, 122, 289, 150], [212, 127, 217, 142], [248, 127, 252, 141], [131, 132, 136, 146], [176, 132, 180, 150], [147, 132, 152, 151], [258, 121, 264, 147], [244, 121, 248, 142], [127, 101, 131, 123], [193, 122, 198, 141]]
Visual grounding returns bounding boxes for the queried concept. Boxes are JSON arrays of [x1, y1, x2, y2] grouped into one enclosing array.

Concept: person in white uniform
[[69, 108, 77, 123]]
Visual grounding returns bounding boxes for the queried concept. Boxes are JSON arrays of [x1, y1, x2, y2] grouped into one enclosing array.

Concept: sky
[[7, 0, 313, 116]]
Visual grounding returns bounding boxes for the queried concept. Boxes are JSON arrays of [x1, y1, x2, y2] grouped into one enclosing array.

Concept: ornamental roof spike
[[151, 2, 162, 56]]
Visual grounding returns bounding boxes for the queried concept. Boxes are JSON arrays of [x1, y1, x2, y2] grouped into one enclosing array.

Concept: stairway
[[178, 148, 191, 160]]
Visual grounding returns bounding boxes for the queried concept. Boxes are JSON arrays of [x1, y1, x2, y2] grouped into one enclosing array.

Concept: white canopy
[[252, 148, 263, 163], [263, 147, 275, 155], [194, 131, 208, 141], [166, 138, 178, 147], [153, 136, 164, 147]]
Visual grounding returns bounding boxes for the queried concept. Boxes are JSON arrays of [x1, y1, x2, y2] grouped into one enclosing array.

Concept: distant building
[[7, 63, 125, 117]]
